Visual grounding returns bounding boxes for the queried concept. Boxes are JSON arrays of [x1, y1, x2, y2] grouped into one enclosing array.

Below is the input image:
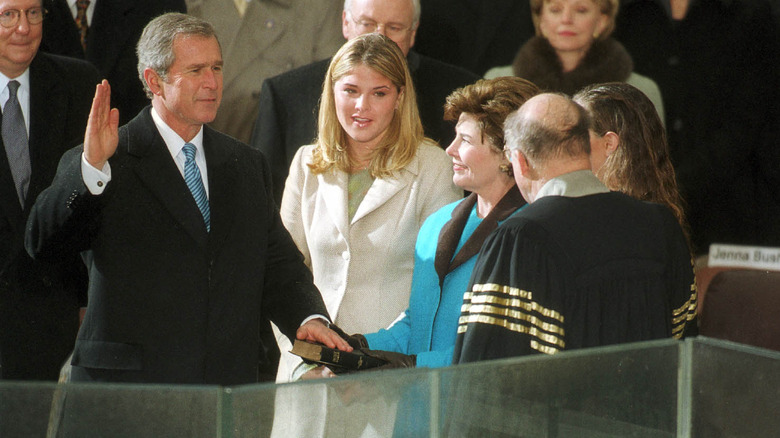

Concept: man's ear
[[144, 68, 163, 97], [603, 131, 620, 156], [342, 10, 351, 40], [516, 150, 536, 180]]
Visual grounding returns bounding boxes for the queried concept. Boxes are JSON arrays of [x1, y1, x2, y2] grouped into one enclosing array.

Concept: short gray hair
[[343, 0, 421, 29], [136, 13, 219, 99]]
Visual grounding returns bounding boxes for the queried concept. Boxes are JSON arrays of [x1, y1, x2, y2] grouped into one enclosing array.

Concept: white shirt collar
[[536, 170, 610, 200], [150, 106, 205, 158], [150, 107, 209, 195]]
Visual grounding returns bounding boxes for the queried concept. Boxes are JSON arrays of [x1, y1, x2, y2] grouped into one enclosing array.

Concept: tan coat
[[186, 0, 345, 143], [274, 141, 462, 382]]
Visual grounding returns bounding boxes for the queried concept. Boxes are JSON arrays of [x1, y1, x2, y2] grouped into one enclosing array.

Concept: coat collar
[[512, 37, 633, 95], [123, 108, 211, 248], [434, 185, 525, 286], [318, 146, 423, 237]]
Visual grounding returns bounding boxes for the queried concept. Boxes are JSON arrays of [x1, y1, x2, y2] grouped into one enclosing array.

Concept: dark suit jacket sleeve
[[25, 146, 104, 264], [254, 150, 330, 339]]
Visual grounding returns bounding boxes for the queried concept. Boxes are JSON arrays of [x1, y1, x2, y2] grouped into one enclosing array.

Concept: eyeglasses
[[348, 14, 411, 38], [503, 146, 514, 162], [0, 7, 47, 28]]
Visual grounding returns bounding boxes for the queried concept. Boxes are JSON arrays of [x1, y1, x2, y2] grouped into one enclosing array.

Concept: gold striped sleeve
[[458, 283, 565, 352], [671, 267, 699, 339]]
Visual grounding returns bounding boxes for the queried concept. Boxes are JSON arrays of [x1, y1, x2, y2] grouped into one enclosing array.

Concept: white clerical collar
[[535, 170, 610, 199]]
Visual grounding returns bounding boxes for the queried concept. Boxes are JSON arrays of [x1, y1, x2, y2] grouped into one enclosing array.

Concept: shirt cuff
[[81, 153, 111, 195], [300, 315, 330, 327]]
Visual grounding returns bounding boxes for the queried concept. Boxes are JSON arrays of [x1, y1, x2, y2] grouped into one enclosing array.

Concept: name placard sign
[[708, 244, 780, 271]]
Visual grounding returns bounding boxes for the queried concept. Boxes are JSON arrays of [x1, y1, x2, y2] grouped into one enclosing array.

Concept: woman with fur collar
[[485, 0, 664, 122]]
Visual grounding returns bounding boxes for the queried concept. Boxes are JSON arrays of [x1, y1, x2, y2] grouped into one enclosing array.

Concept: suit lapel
[[0, 135, 23, 228], [27, 54, 69, 212], [320, 170, 350, 240], [351, 154, 420, 224], [41, 0, 83, 58], [86, 0, 136, 72], [201, 126, 237, 255], [125, 109, 209, 248]]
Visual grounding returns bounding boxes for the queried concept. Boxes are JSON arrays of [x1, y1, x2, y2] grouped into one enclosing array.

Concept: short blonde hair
[[529, 0, 619, 40], [310, 33, 424, 176]]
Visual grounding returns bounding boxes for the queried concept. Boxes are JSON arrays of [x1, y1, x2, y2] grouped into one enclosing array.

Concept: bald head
[[504, 93, 591, 166], [504, 93, 593, 202]]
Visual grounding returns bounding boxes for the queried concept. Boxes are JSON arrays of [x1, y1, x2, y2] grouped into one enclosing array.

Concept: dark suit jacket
[[0, 53, 100, 380], [414, 0, 535, 76], [41, 0, 187, 125], [250, 51, 479, 204], [26, 107, 330, 385]]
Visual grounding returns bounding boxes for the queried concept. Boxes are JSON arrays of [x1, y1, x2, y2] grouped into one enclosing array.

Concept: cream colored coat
[[274, 141, 462, 382], [185, 0, 344, 143]]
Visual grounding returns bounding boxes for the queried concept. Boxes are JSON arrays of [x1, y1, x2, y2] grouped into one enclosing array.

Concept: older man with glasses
[[0, 0, 100, 381]]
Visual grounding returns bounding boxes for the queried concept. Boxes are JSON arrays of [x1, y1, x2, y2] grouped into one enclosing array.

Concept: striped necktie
[[75, 0, 90, 51], [2, 80, 30, 206], [182, 143, 210, 232]]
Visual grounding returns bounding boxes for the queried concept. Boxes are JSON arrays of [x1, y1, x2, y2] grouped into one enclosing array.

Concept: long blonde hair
[[309, 33, 425, 177]]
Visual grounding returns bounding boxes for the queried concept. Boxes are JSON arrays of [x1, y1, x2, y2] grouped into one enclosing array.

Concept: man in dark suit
[[250, 0, 479, 205], [0, 0, 100, 381], [41, 0, 187, 125], [414, 0, 535, 76], [25, 13, 350, 385]]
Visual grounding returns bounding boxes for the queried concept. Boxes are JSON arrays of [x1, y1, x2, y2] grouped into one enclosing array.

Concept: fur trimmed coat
[[485, 36, 664, 120]]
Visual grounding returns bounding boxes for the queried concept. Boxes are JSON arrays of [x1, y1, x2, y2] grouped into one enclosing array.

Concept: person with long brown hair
[[573, 82, 689, 245]]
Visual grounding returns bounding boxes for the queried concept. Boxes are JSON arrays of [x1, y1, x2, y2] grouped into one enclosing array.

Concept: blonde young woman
[[485, 0, 663, 122], [273, 33, 462, 382]]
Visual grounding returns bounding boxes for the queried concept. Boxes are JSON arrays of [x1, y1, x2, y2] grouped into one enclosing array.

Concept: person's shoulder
[[484, 65, 513, 79], [265, 58, 332, 88], [413, 52, 480, 83], [32, 52, 99, 77], [415, 139, 451, 164]]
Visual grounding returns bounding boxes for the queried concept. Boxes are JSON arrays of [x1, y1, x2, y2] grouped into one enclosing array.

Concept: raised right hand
[[84, 80, 120, 170]]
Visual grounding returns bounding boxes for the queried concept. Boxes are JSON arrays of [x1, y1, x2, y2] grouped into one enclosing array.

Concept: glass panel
[[229, 369, 436, 438], [690, 338, 780, 438], [0, 381, 221, 438], [439, 339, 680, 438], [4, 338, 780, 437]]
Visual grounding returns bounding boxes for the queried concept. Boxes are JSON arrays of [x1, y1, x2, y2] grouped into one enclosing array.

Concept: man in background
[[41, 0, 186, 125], [0, 0, 100, 380], [186, 0, 344, 143]]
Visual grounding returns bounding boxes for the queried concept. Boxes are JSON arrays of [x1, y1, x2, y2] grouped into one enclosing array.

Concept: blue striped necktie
[[182, 143, 210, 232]]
